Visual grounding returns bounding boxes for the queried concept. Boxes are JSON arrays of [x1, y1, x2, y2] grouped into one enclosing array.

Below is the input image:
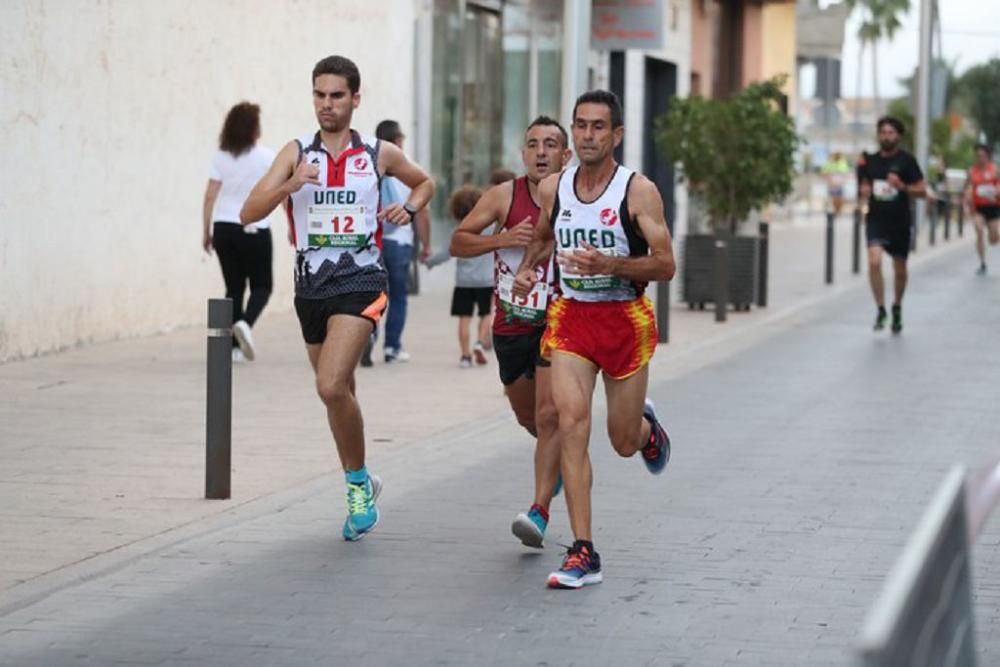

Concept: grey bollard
[[656, 280, 669, 344], [713, 238, 728, 323], [408, 242, 421, 296], [852, 208, 862, 275], [206, 298, 233, 500], [825, 212, 835, 285], [757, 221, 769, 308], [928, 203, 937, 246], [958, 203, 964, 237], [944, 199, 951, 241]]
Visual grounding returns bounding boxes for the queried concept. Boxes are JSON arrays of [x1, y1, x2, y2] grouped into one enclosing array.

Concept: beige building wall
[[761, 1, 798, 114], [0, 1, 416, 361]]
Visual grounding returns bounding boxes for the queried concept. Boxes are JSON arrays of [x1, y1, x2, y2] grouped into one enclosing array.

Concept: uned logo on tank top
[[354, 158, 368, 171], [600, 208, 618, 227]]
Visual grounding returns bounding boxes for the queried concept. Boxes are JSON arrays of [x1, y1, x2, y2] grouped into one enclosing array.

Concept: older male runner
[[514, 91, 674, 588]]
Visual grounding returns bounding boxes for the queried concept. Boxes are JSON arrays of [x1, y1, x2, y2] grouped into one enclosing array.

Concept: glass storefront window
[[501, 0, 563, 170]]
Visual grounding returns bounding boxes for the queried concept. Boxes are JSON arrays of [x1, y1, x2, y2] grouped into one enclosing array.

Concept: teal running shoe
[[511, 504, 548, 548], [342, 473, 382, 541]]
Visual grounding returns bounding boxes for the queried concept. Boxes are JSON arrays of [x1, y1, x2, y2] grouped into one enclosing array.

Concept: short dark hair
[[219, 101, 260, 156], [376, 119, 403, 143], [448, 185, 483, 221], [975, 143, 991, 155], [573, 90, 623, 128], [877, 115, 905, 136], [312, 55, 360, 93], [526, 115, 569, 148]]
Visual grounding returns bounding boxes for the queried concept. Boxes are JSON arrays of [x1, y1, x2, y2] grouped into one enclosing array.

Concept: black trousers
[[212, 223, 273, 344]]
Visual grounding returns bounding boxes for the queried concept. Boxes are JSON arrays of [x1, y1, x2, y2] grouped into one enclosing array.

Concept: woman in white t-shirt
[[201, 102, 276, 361]]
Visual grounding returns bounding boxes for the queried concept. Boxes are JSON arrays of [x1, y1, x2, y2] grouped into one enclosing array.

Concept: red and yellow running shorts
[[540, 295, 658, 379]]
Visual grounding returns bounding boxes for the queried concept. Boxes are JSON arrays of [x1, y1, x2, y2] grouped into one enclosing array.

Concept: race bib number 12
[[306, 205, 367, 249]]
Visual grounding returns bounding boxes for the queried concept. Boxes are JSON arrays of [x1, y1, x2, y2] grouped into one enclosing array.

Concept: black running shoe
[[547, 541, 602, 589], [977, 263, 987, 275], [360, 338, 374, 367], [891, 305, 902, 334], [873, 307, 887, 332]]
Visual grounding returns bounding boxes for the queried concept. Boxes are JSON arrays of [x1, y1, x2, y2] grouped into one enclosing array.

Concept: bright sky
[[837, 0, 1000, 98]]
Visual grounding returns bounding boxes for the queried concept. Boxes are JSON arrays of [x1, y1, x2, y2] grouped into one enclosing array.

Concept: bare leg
[[988, 219, 1000, 246], [478, 315, 493, 349], [603, 365, 652, 458], [892, 257, 908, 306], [551, 352, 598, 541], [867, 245, 885, 307], [458, 316, 471, 358], [504, 375, 537, 436], [305, 315, 373, 471], [532, 366, 561, 511], [975, 215, 987, 264]]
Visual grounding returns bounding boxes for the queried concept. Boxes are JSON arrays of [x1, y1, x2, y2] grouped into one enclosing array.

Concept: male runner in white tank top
[[241, 55, 434, 542], [514, 91, 674, 588]]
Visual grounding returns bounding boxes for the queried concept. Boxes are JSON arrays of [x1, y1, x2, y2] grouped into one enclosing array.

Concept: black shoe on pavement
[[360, 338, 374, 367], [891, 304, 902, 335], [873, 307, 887, 332]]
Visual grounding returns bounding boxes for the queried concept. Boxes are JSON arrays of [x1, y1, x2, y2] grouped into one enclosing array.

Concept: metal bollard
[[825, 211, 835, 285], [958, 203, 964, 237], [656, 280, 669, 343], [928, 203, 937, 246], [206, 298, 233, 500], [713, 238, 728, 323], [853, 208, 862, 275], [757, 221, 769, 307], [944, 199, 951, 241]]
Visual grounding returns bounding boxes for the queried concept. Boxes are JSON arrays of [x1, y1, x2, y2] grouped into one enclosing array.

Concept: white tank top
[[288, 130, 386, 299], [552, 164, 647, 302]]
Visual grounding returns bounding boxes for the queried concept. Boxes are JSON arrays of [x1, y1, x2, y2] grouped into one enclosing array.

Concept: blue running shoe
[[342, 473, 382, 541], [512, 504, 548, 548], [547, 540, 602, 589], [552, 474, 563, 498], [641, 399, 671, 475]]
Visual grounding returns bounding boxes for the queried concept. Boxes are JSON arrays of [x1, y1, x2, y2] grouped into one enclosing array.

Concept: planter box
[[681, 234, 758, 311]]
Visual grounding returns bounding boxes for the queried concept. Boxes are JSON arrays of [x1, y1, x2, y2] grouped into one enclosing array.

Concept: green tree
[[955, 58, 1000, 147], [846, 0, 911, 108], [654, 77, 798, 234]]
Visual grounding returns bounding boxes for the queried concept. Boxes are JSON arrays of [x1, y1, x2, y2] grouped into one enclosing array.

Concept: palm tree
[[846, 0, 911, 110]]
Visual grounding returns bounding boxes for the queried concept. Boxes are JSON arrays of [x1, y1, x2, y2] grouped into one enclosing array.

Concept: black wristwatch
[[402, 202, 418, 222]]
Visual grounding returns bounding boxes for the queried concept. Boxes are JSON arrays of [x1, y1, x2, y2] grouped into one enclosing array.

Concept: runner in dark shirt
[[857, 116, 927, 334]]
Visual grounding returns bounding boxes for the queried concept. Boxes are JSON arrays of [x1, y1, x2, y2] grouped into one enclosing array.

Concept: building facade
[[1, 0, 692, 360]]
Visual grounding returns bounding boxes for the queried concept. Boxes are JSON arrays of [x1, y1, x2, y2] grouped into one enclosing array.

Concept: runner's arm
[[378, 142, 435, 219], [415, 208, 431, 261], [576, 175, 674, 282], [450, 182, 519, 257], [240, 141, 303, 225]]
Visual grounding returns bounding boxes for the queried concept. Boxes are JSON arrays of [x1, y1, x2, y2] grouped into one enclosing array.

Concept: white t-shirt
[[380, 175, 414, 245], [209, 145, 276, 228]]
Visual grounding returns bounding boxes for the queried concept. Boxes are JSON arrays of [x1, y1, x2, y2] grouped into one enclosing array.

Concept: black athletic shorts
[[866, 218, 912, 260], [493, 329, 550, 386], [294, 291, 386, 344], [975, 205, 1000, 222], [451, 287, 492, 317]]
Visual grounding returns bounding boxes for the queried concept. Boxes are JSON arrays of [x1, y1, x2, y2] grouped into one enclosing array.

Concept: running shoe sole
[[232, 321, 256, 361], [511, 513, 545, 549], [547, 571, 603, 589], [642, 399, 671, 475], [474, 348, 488, 365], [343, 474, 383, 542]]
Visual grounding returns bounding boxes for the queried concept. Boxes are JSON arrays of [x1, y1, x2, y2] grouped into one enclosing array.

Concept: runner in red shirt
[[449, 117, 572, 548], [965, 144, 1000, 274]]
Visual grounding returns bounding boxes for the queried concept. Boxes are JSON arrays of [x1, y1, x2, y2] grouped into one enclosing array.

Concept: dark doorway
[[609, 51, 626, 164], [643, 57, 677, 233]]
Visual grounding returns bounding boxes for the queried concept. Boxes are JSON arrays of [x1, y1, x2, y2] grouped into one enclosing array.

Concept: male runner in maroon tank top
[[449, 116, 572, 548]]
